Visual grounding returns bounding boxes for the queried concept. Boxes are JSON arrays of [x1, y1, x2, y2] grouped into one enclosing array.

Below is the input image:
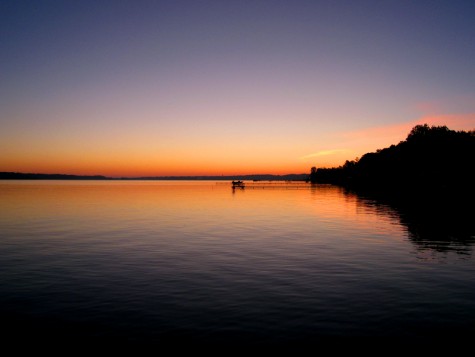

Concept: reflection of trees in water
[[349, 189, 475, 258], [399, 206, 474, 257]]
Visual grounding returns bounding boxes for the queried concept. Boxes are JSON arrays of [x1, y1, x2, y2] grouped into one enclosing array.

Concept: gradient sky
[[1, 0, 474, 177]]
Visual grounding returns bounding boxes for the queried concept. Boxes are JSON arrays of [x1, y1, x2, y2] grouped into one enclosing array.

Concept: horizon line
[[0, 171, 310, 180]]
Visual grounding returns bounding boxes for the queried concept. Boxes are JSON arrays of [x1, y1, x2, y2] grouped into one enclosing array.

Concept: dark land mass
[[310, 124, 475, 198], [310, 124, 475, 254], [0, 172, 308, 181]]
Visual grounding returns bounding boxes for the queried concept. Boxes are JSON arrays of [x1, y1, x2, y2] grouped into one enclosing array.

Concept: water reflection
[[348, 188, 475, 258], [1, 181, 475, 347]]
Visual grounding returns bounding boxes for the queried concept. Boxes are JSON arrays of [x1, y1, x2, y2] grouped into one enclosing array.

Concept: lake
[[1, 180, 474, 348]]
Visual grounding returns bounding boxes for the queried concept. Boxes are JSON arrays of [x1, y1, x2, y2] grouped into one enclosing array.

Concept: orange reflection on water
[[0, 180, 406, 253], [3, 180, 469, 262]]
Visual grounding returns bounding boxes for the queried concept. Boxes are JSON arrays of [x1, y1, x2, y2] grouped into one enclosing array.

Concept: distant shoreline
[[0, 172, 309, 181]]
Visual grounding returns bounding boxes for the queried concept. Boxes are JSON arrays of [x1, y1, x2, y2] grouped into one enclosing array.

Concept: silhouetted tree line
[[309, 124, 475, 195]]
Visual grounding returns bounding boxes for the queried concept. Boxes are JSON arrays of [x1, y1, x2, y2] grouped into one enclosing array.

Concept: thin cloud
[[300, 149, 350, 160], [341, 113, 475, 149]]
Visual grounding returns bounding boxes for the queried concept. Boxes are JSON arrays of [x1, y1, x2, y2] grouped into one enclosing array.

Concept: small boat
[[232, 180, 245, 188]]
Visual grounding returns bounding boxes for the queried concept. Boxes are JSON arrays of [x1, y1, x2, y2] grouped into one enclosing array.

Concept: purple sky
[[1, 0, 474, 176]]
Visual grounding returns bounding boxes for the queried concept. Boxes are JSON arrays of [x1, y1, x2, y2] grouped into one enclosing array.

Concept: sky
[[1, 0, 474, 177]]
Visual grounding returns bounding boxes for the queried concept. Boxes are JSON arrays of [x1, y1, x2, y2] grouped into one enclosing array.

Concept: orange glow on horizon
[[2, 113, 473, 177], [0, 155, 311, 177]]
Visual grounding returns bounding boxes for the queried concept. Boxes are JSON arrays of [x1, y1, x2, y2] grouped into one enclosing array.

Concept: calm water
[[1, 180, 474, 347]]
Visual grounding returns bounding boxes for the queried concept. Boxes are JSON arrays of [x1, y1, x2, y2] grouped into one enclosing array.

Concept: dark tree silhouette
[[310, 124, 475, 197]]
